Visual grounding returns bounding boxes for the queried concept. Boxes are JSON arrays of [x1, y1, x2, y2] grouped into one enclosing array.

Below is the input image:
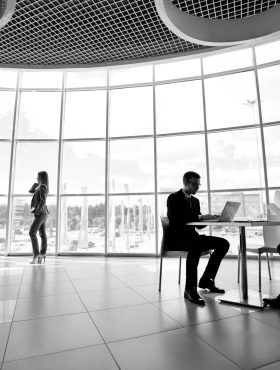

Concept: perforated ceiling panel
[[171, 0, 280, 19], [0, 0, 279, 67]]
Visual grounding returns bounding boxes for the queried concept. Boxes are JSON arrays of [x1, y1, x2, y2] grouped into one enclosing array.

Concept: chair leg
[[237, 246, 240, 283], [178, 256, 182, 285], [266, 252, 272, 280], [258, 253, 261, 293], [159, 255, 163, 292]]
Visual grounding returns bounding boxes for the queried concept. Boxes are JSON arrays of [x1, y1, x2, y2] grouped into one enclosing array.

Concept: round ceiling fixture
[[0, 0, 16, 30], [155, 0, 280, 46]]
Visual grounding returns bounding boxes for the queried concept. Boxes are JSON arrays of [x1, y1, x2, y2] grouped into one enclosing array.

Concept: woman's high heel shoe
[[38, 254, 46, 264], [29, 255, 40, 264]]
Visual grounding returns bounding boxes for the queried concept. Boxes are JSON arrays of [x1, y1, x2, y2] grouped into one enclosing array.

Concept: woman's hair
[[38, 171, 49, 193]]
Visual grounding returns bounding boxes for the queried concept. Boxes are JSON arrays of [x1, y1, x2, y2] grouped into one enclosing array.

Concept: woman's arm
[[35, 185, 47, 215]]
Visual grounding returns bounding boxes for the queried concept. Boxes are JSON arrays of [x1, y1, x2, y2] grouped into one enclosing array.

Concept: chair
[[237, 215, 280, 292], [159, 216, 211, 292]]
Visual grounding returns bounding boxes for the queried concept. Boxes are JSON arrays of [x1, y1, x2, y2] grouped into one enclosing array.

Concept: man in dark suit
[[167, 171, 229, 306]]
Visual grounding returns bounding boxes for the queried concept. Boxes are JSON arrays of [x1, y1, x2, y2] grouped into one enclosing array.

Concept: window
[[203, 48, 253, 74], [109, 86, 153, 137], [156, 80, 204, 134], [64, 91, 107, 138], [59, 196, 105, 253], [264, 125, 280, 187], [17, 92, 61, 139], [204, 72, 258, 129], [255, 40, 280, 65], [21, 71, 63, 89], [157, 135, 207, 192], [258, 65, 280, 123], [109, 138, 154, 193], [61, 141, 105, 194], [0, 91, 16, 139], [208, 129, 264, 190], [66, 70, 107, 88], [109, 195, 155, 253], [0, 143, 11, 194], [110, 65, 152, 85], [155, 58, 200, 81]]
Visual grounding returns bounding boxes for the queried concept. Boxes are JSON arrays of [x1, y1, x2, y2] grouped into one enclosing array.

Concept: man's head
[[183, 171, 201, 195]]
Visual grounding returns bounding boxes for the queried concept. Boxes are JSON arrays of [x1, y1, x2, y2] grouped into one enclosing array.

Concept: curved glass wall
[[1, 40, 280, 256]]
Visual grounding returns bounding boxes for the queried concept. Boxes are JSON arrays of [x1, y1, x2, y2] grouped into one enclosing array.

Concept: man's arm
[[167, 194, 199, 226]]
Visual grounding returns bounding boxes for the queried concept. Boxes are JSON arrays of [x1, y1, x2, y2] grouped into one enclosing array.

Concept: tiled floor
[[0, 255, 280, 370]]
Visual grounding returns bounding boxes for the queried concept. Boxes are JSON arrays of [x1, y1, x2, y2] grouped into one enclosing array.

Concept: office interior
[[1, 1, 280, 369]]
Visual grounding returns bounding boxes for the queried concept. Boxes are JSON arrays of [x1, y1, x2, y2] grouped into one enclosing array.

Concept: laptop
[[204, 201, 241, 222]]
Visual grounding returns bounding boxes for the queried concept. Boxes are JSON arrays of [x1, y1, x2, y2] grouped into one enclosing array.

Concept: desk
[[187, 221, 280, 308]]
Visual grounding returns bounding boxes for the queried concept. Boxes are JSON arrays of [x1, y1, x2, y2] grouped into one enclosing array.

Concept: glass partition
[[1, 39, 280, 255]]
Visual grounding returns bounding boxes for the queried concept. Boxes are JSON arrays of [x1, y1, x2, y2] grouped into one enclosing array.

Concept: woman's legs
[[39, 218, 48, 255], [29, 213, 48, 256]]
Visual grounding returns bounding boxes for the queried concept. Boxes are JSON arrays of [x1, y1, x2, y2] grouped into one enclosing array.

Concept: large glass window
[[0, 91, 16, 139], [0, 143, 11, 194], [21, 71, 63, 89], [157, 135, 207, 192], [109, 138, 154, 193], [17, 92, 61, 139], [264, 125, 280, 188], [66, 70, 107, 88], [60, 196, 105, 253], [109, 86, 153, 137], [155, 58, 200, 81], [155, 81, 204, 134], [0, 70, 17, 88], [208, 129, 264, 190], [204, 71, 259, 129], [255, 40, 280, 65], [203, 48, 253, 75], [109, 65, 152, 86], [109, 195, 155, 253], [258, 65, 280, 123], [13, 142, 58, 194], [2, 39, 280, 256], [61, 141, 105, 194], [0, 197, 8, 254], [64, 91, 107, 138]]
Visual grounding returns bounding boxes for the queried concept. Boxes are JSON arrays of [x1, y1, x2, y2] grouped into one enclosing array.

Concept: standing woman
[[29, 171, 49, 264]]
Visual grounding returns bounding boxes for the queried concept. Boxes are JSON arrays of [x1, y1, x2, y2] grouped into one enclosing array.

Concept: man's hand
[[201, 214, 219, 221]]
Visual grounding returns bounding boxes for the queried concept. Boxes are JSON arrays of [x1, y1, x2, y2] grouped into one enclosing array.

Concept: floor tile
[[72, 276, 126, 293], [0, 285, 19, 301], [18, 280, 76, 299], [5, 313, 103, 362], [0, 300, 16, 324], [256, 361, 280, 370], [14, 293, 86, 321], [0, 276, 22, 286], [2, 345, 119, 370], [67, 269, 108, 280], [188, 315, 280, 369], [90, 303, 181, 342], [250, 307, 280, 329], [21, 271, 68, 284], [0, 323, 11, 362], [154, 296, 241, 326], [132, 281, 185, 302], [80, 287, 148, 311], [108, 328, 240, 370]]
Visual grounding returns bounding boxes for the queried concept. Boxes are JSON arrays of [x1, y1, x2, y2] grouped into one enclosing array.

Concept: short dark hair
[[183, 171, 200, 185]]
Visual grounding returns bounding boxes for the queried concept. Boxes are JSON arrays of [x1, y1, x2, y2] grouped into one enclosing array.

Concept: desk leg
[[219, 226, 268, 309]]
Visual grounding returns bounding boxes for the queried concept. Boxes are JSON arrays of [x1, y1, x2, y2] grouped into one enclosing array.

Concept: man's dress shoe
[[184, 289, 205, 306], [198, 279, 225, 293], [263, 295, 280, 308]]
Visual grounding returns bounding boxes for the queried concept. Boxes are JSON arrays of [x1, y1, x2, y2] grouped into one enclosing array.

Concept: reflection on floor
[[0, 255, 280, 370]]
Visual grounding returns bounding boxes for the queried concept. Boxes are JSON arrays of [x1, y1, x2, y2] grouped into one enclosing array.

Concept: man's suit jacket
[[167, 189, 203, 250]]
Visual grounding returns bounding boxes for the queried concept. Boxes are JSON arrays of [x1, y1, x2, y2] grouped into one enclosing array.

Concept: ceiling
[[0, 0, 279, 68]]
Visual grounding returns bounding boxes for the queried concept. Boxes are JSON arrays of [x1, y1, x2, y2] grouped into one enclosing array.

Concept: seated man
[[167, 171, 229, 306]]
